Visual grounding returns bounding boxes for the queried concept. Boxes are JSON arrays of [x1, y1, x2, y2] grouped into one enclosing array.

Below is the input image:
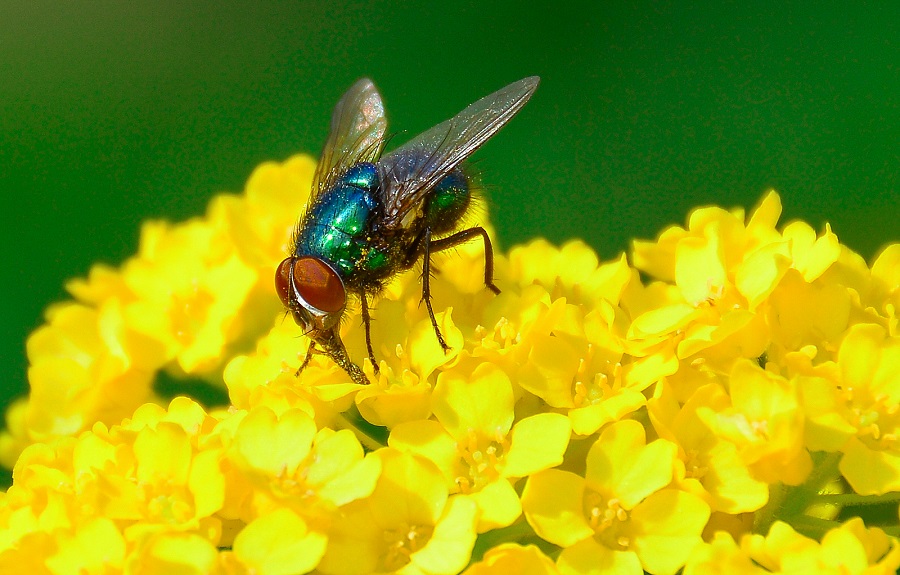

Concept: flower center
[[475, 317, 520, 350], [583, 489, 631, 550], [139, 483, 194, 524], [455, 429, 508, 492], [382, 523, 433, 570], [573, 352, 623, 408], [684, 448, 708, 479], [845, 389, 900, 451]]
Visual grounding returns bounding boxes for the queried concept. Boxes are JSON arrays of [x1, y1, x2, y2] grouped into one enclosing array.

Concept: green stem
[[816, 492, 900, 507], [754, 483, 787, 534], [470, 520, 540, 563], [334, 411, 387, 452], [788, 514, 841, 540], [754, 451, 843, 534]]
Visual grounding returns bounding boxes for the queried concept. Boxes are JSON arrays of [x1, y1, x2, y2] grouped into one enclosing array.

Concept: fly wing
[[376, 76, 539, 229], [311, 78, 388, 201]]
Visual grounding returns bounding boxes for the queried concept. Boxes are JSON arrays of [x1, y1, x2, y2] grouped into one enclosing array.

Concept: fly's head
[[275, 255, 346, 340]]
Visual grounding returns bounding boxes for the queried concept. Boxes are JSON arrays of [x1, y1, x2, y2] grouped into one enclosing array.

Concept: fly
[[275, 77, 539, 385]]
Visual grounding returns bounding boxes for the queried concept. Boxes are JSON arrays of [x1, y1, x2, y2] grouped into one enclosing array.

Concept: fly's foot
[[294, 342, 317, 377]]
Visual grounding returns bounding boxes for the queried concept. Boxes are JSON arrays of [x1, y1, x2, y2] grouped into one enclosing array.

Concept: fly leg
[[359, 294, 380, 374], [428, 226, 501, 295], [420, 226, 500, 354], [295, 341, 317, 377], [420, 227, 451, 352]]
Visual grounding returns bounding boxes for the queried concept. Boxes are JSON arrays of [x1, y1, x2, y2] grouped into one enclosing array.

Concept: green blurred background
[[1, 2, 897, 422]]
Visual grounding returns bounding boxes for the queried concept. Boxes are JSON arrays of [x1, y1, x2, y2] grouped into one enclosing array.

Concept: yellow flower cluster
[[1, 154, 899, 575]]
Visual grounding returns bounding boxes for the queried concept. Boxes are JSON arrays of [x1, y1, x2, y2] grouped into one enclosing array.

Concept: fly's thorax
[[340, 162, 379, 189], [296, 162, 392, 278]]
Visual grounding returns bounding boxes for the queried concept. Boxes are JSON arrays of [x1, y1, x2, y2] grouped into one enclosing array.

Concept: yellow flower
[[230, 508, 327, 575], [46, 517, 126, 575], [870, 244, 899, 333], [125, 532, 219, 575], [682, 531, 767, 575], [3, 302, 155, 467], [648, 380, 768, 514], [224, 405, 380, 523], [724, 519, 900, 574], [3, 149, 899, 574], [521, 420, 710, 575], [697, 359, 812, 485], [389, 364, 571, 531], [219, 155, 317, 270], [316, 448, 478, 575], [830, 323, 900, 494], [0, 397, 226, 573], [462, 544, 560, 575]]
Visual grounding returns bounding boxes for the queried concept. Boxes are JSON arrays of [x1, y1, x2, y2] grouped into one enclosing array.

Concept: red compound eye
[[293, 256, 346, 312], [277, 256, 346, 313], [275, 258, 294, 308]]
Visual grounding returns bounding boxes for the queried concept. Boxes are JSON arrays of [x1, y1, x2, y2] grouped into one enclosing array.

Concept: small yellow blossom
[[522, 420, 710, 575], [462, 544, 560, 575], [683, 531, 768, 575], [390, 364, 571, 531], [687, 519, 900, 575], [45, 517, 126, 575], [119, 216, 257, 373], [0, 398, 224, 574], [125, 532, 219, 575], [649, 381, 769, 513], [870, 244, 899, 332], [5, 302, 156, 467], [2, 152, 899, 575], [697, 359, 812, 485], [833, 323, 900, 494], [224, 405, 380, 525], [316, 448, 478, 575], [231, 508, 327, 575]]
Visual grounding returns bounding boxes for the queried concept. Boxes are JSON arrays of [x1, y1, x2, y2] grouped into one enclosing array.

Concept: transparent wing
[[376, 76, 539, 228], [311, 78, 388, 200]]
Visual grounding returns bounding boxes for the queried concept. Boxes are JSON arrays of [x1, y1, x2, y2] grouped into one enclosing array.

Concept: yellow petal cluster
[[1, 154, 898, 574], [685, 518, 900, 575]]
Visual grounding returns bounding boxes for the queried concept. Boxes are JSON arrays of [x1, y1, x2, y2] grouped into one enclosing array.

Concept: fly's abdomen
[[379, 147, 473, 235], [426, 167, 471, 234], [296, 163, 390, 278]]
